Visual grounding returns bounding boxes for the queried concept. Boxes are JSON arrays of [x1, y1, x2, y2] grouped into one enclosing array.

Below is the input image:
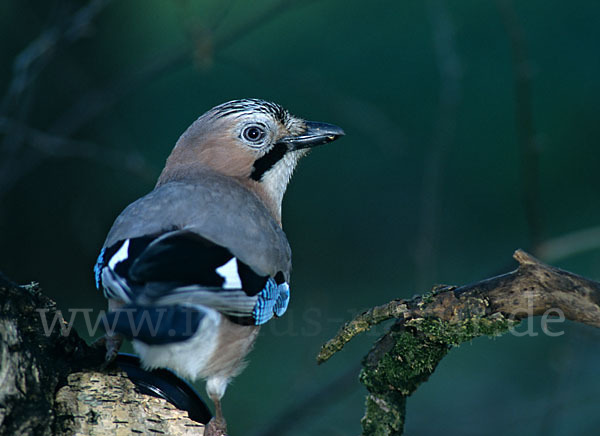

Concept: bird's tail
[[105, 304, 205, 345]]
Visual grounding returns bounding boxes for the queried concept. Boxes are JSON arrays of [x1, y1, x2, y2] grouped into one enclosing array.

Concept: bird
[[93, 98, 344, 435]]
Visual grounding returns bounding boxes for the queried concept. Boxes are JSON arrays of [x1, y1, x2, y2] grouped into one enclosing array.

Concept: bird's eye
[[242, 125, 266, 144]]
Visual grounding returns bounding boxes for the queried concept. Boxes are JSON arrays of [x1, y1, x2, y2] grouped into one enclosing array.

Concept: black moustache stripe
[[250, 143, 288, 181]]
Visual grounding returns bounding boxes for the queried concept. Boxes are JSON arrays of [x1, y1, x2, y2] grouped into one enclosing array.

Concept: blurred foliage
[[1, 0, 600, 435]]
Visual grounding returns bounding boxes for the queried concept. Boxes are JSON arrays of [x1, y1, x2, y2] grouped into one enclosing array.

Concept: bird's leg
[[104, 332, 123, 367], [91, 300, 125, 369], [205, 398, 228, 436], [91, 332, 123, 369]]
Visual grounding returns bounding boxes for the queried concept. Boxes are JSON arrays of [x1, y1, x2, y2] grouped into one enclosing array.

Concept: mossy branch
[[318, 249, 600, 363], [318, 250, 600, 435]]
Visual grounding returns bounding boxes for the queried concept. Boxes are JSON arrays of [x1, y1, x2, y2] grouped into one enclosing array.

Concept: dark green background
[[1, 1, 599, 434]]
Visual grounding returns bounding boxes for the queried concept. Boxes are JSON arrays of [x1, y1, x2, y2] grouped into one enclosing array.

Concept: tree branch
[[0, 277, 205, 435], [318, 249, 600, 364], [318, 250, 600, 435]]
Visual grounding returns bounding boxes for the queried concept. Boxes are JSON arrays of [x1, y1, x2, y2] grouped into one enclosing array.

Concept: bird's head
[[157, 99, 344, 220]]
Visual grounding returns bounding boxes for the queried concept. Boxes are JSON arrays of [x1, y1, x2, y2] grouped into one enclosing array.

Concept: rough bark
[[318, 250, 600, 435], [0, 274, 205, 436], [54, 371, 203, 435]]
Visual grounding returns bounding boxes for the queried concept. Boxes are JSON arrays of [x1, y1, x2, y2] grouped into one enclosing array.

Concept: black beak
[[280, 121, 345, 150]]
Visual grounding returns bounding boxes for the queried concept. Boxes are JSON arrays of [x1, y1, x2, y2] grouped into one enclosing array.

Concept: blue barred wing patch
[[252, 279, 290, 325], [94, 247, 106, 289]]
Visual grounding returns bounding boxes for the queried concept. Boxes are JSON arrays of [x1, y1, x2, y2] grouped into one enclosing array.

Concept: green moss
[[360, 326, 448, 396], [360, 325, 449, 435], [361, 393, 406, 436], [359, 310, 518, 435], [417, 284, 454, 307], [408, 313, 517, 346]]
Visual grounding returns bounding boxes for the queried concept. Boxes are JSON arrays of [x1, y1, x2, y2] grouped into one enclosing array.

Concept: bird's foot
[[205, 416, 228, 436], [90, 333, 123, 370]]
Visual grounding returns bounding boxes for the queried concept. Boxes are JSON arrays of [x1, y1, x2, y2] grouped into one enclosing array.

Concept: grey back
[[104, 170, 292, 280]]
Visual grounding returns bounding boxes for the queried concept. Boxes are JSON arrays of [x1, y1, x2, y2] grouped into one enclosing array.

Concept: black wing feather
[[100, 230, 271, 299], [236, 261, 269, 296], [129, 231, 232, 286]]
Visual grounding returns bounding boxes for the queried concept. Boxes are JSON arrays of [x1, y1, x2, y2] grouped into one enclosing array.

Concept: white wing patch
[[108, 239, 130, 269], [215, 257, 242, 289]]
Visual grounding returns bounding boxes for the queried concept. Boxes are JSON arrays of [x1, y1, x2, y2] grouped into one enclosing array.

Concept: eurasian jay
[[93, 98, 344, 435]]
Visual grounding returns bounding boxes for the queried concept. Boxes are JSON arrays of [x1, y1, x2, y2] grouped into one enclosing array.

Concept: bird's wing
[[96, 229, 289, 325], [95, 171, 291, 326]]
